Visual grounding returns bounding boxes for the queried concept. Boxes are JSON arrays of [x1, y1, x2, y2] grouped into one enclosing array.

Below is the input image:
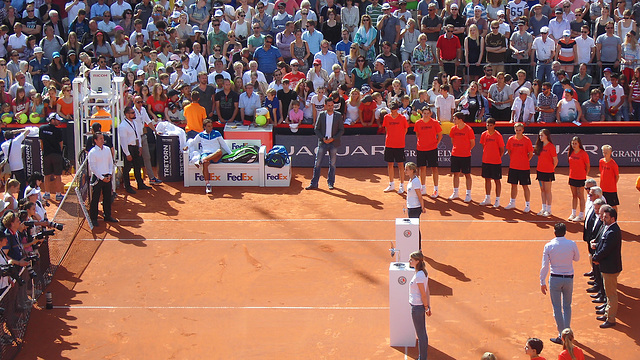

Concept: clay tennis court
[[15, 166, 640, 360]]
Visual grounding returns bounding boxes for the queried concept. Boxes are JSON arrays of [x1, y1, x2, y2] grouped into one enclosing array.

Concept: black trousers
[[408, 207, 423, 250], [90, 176, 112, 221], [12, 168, 26, 200], [123, 145, 144, 189]]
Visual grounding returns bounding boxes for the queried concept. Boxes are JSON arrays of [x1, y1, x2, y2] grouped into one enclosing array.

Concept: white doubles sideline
[[53, 305, 388, 310], [81, 238, 549, 242]]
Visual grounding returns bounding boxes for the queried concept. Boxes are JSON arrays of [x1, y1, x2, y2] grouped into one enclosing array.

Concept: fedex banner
[[276, 134, 640, 167]]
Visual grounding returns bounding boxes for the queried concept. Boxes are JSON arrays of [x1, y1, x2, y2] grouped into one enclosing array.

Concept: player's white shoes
[[398, 184, 405, 194], [505, 203, 516, 210], [464, 194, 472, 203]]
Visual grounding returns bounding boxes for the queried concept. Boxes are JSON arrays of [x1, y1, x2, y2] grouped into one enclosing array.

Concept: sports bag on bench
[[221, 145, 259, 163], [265, 145, 290, 168]]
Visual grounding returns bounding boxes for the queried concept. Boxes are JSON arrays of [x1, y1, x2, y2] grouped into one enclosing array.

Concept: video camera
[[23, 220, 64, 231], [0, 264, 25, 286], [35, 229, 55, 240]]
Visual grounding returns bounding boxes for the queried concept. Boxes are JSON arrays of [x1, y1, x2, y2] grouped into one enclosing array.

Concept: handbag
[[0, 139, 13, 176]]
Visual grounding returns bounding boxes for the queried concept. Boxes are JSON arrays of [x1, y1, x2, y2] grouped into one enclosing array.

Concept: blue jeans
[[411, 304, 428, 360], [549, 276, 573, 336], [310, 141, 338, 186], [536, 63, 552, 84]]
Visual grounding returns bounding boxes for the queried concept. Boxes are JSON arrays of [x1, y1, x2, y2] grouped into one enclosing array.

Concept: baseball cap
[[193, 25, 203, 33], [313, 58, 322, 65], [563, 29, 571, 37], [474, 5, 482, 11], [517, 20, 526, 26], [361, 84, 371, 93], [175, 0, 184, 6], [137, 69, 145, 76], [214, 9, 223, 17], [540, 26, 549, 34], [171, 11, 181, 18], [496, 9, 504, 15], [289, 123, 299, 132], [167, 89, 180, 97], [290, 59, 299, 65], [361, 94, 373, 103], [52, 51, 60, 58], [603, 67, 612, 73], [375, 58, 385, 66], [34, 47, 43, 54], [519, 88, 530, 95], [168, 102, 177, 110], [381, 3, 391, 10], [42, 74, 50, 81], [555, 7, 563, 13], [451, 3, 459, 9]]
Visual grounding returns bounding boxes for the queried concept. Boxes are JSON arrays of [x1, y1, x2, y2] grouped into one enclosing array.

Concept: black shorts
[[416, 149, 438, 168], [43, 153, 64, 176], [384, 147, 406, 163], [481, 163, 502, 180], [451, 156, 471, 174], [568, 178, 586, 188], [602, 191, 620, 206], [536, 171, 555, 182], [507, 168, 531, 185]]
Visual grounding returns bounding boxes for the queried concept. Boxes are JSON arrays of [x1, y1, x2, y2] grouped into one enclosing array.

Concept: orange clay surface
[[15, 166, 640, 360]]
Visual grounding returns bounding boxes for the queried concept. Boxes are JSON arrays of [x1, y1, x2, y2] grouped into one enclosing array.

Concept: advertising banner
[[277, 134, 640, 167], [157, 135, 183, 182], [22, 136, 43, 178]]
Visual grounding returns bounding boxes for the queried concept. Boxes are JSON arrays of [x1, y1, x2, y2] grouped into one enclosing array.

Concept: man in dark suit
[[585, 198, 605, 294], [305, 96, 344, 190], [592, 205, 622, 328]]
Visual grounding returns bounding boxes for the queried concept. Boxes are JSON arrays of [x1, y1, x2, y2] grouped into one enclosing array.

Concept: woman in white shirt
[[405, 162, 426, 219], [409, 250, 431, 360]]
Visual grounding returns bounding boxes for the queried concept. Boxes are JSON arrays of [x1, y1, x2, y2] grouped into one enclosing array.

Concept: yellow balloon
[[441, 121, 455, 136]]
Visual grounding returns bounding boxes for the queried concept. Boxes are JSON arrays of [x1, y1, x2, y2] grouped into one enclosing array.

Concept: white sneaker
[[464, 194, 472, 203], [479, 198, 491, 206], [493, 200, 500, 208], [398, 184, 405, 194], [537, 210, 546, 216], [448, 192, 459, 200], [205, 184, 212, 194], [568, 214, 576, 221], [421, 187, 427, 195], [430, 190, 438, 198], [505, 203, 516, 210], [523, 205, 531, 213], [573, 215, 584, 222], [543, 210, 551, 217], [384, 184, 395, 192]]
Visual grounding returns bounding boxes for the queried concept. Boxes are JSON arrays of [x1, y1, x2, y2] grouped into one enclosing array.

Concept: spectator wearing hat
[[212, 9, 231, 34], [29, 46, 49, 93], [307, 58, 329, 90], [38, 114, 64, 201], [377, 3, 401, 52], [549, 7, 570, 41], [556, 29, 577, 77], [110, 0, 131, 22], [529, 4, 549, 36], [531, 26, 555, 83], [369, 58, 393, 93], [283, 58, 306, 90], [48, 51, 68, 87], [436, 24, 461, 76], [509, 20, 533, 76], [444, 3, 466, 45]]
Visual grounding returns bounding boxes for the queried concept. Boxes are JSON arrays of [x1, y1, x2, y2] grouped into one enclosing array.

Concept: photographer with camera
[[0, 232, 21, 293]]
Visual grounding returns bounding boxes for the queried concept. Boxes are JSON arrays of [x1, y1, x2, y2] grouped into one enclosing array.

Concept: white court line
[[67, 218, 640, 223], [81, 238, 549, 242], [53, 305, 388, 310]]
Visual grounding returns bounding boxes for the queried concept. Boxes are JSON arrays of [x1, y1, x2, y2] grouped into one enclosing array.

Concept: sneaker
[[421, 188, 427, 195], [55, 193, 63, 201], [544, 210, 552, 217], [194, 159, 201, 168], [384, 184, 395, 192], [479, 199, 491, 206], [523, 205, 531, 213], [43, 192, 51, 200], [493, 200, 500, 208], [448, 192, 459, 200], [464, 194, 472, 203], [568, 214, 576, 221], [150, 177, 163, 184], [573, 215, 584, 222], [430, 190, 438, 198], [397, 184, 405, 194], [537, 210, 546, 216], [205, 184, 212, 194], [505, 203, 516, 210]]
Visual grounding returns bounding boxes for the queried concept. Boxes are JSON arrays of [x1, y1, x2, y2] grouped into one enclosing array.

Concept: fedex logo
[[227, 172, 253, 181], [195, 173, 221, 181], [231, 143, 249, 150], [266, 174, 287, 180]]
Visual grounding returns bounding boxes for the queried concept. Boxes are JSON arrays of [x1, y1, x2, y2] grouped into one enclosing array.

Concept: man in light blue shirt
[[313, 40, 339, 73], [239, 83, 261, 125], [539, 222, 580, 345], [302, 20, 323, 55]]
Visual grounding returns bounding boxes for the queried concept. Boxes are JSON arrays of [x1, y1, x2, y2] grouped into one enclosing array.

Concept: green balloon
[[255, 115, 267, 126]]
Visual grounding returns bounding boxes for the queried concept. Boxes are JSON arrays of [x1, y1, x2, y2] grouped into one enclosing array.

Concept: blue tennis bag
[[265, 145, 290, 168]]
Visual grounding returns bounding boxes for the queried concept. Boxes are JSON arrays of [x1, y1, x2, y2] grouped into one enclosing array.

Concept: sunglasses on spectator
[[136, 101, 143, 104]]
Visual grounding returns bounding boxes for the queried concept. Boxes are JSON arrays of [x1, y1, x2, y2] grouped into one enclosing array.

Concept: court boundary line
[[53, 305, 389, 310], [58, 218, 640, 223], [80, 238, 549, 242]]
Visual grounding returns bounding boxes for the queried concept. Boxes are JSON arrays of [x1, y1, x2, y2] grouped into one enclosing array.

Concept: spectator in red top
[[558, 328, 585, 360], [567, 136, 590, 222], [413, 106, 442, 197], [479, 118, 504, 208], [382, 101, 409, 194], [359, 91, 377, 126], [448, 112, 475, 202], [599, 144, 619, 209], [478, 64, 497, 98], [436, 24, 461, 77], [534, 129, 558, 216], [505, 122, 534, 212], [147, 83, 168, 118]]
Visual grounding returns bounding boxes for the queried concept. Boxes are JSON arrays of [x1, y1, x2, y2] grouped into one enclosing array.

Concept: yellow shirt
[[184, 102, 206, 133]]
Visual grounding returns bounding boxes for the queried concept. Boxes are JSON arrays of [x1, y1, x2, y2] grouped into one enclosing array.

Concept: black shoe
[[592, 297, 607, 303], [586, 287, 600, 293], [596, 304, 606, 310], [550, 337, 562, 345], [596, 309, 606, 315], [138, 185, 152, 190], [104, 217, 119, 223], [590, 276, 595, 280], [305, 185, 317, 190], [590, 293, 602, 298], [596, 315, 607, 321], [125, 187, 137, 194], [600, 321, 616, 328], [328, 184, 334, 190], [584, 271, 594, 277], [587, 281, 596, 285]]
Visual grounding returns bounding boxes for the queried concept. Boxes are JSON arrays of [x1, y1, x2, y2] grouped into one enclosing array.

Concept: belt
[[551, 274, 574, 278]]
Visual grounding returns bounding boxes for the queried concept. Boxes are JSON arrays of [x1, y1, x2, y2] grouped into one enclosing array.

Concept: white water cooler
[[389, 262, 416, 347], [394, 218, 420, 261]]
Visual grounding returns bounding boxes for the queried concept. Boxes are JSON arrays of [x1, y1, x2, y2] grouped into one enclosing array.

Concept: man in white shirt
[[133, 96, 162, 185], [511, 88, 536, 123], [7, 23, 27, 61], [87, 132, 118, 227], [118, 106, 150, 194], [170, 63, 193, 87], [189, 42, 207, 74], [540, 222, 580, 345], [1, 129, 29, 198], [207, 61, 231, 83], [531, 26, 555, 83], [242, 60, 267, 84], [65, 0, 89, 23], [435, 84, 456, 122], [110, 0, 131, 21], [574, 24, 595, 65]]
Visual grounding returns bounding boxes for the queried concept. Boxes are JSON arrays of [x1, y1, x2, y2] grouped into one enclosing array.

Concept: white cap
[[562, 29, 571, 36], [214, 9, 223, 17], [496, 9, 504, 15], [540, 26, 549, 33], [25, 186, 40, 198], [137, 69, 145, 76], [381, 3, 391, 10], [34, 46, 43, 54], [375, 58, 385, 66]]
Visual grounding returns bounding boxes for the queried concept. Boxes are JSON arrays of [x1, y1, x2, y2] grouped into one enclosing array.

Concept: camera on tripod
[[0, 264, 25, 286]]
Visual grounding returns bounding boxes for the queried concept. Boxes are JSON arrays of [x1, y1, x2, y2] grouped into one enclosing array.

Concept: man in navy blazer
[[592, 205, 622, 328], [306, 96, 344, 190]]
